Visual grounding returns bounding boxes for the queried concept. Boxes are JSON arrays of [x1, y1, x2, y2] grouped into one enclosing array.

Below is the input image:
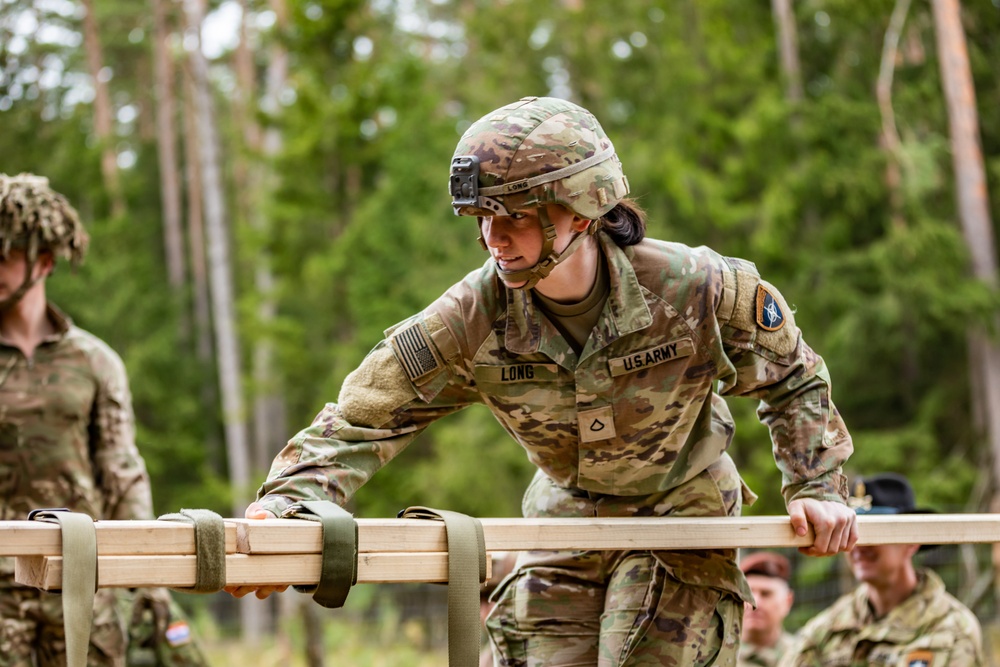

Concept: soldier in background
[[780, 472, 984, 666], [233, 96, 858, 665], [738, 551, 796, 667], [0, 173, 207, 666], [122, 590, 209, 666]]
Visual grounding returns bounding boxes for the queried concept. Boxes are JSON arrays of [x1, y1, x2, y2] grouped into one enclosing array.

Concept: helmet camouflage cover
[[0, 173, 88, 266], [450, 96, 629, 220]]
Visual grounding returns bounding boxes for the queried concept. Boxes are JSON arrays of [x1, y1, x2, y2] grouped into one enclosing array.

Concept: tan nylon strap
[[29, 509, 97, 667], [399, 506, 486, 667]]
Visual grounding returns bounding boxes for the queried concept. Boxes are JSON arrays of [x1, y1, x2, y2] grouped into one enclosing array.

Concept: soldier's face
[[848, 543, 918, 587], [480, 204, 582, 288], [0, 250, 51, 299], [743, 575, 793, 640]]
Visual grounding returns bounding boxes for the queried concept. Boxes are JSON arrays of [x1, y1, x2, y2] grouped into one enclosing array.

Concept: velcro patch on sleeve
[[726, 269, 798, 358], [339, 344, 419, 427], [390, 320, 443, 383], [717, 265, 737, 323]]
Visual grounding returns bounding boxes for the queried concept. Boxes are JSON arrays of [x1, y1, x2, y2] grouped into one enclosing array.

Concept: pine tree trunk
[[182, 0, 264, 642], [80, 0, 125, 217], [876, 0, 912, 231], [151, 0, 186, 296], [930, 0, 1000, 595], [233, 0, 288, 473], [182, 61, 220, 471], [770, 0, 803, 103]]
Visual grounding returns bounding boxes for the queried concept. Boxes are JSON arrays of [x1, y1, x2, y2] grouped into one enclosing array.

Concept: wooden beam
[[0, 520, 239, 556], [231, 516, 812, 553], [3, 514, 998, 559], [15, 552, 493, 589], [234, 514, 1000, 554]]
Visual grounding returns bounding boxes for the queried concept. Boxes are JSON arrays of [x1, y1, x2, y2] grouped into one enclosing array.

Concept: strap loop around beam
[[290, 500, 358, 608], [28, 508, 97, 667], [158, 509, 227, 593], [399, 506, 487, 667]]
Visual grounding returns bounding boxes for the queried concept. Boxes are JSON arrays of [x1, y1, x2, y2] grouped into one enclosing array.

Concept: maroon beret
[[740, 551, 791, 582]]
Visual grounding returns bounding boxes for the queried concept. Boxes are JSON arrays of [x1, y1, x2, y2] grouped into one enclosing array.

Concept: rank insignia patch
[[756, 284, 786, 331], [391, 321, 442, 382], [905, 650, 933, 667]]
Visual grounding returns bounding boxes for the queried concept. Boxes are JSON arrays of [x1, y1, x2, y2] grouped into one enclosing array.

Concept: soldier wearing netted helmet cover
[[239, 97, 858, 665], [0, 174, 207, 666]]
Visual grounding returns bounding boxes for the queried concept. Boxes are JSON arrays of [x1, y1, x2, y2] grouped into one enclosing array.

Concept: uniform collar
[[840, 569, 947, 642], [0, 302, 71, 348], [44, 303, 72, 338], [502, 232, 652, 357]]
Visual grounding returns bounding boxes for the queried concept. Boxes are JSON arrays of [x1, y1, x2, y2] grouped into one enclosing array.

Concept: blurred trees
[[1, 0, 999, 640]]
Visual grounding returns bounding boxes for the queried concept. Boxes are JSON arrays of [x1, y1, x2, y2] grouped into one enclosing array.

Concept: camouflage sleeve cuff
[[782, 470, 849, 507], [256, 495, 295, 519]]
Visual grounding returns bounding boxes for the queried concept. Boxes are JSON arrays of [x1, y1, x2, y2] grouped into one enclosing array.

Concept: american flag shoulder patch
[[391, 321, 443, 382]]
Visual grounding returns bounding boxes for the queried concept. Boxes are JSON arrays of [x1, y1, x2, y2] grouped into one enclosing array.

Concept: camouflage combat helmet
[[0, 173, 88, 265], [449, 96, 629, 289], [0, 173, 88, 308]]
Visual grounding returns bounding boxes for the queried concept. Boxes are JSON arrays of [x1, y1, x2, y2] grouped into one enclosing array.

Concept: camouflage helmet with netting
[[0, 173, 88, 266], [449, 96, 629, 220]]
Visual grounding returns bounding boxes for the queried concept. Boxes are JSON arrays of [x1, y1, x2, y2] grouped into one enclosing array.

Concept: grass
[[191, 596, 450, 667], [201, 628, 445, 667]]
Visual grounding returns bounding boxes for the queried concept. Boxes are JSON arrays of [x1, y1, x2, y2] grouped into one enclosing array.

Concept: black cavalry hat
[[848, 472, 935, 515], [849, 472, 937, 550]]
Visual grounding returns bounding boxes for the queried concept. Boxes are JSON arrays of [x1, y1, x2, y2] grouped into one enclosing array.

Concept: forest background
[[2, 0, 1000, 664]]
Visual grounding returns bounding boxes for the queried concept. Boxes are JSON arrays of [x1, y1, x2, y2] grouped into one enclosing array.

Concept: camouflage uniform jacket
[[782, 569, 984, 666], [0, 304, 153, 578], [258, 233, 852, 517], [739, 631, 796, 667]]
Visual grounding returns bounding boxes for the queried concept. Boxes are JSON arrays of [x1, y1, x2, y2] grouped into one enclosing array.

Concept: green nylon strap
[[28, 509, 97, 667], [158, 509, 226, 592], [399, 506, 487, 667], [293, 500, 358, 608]]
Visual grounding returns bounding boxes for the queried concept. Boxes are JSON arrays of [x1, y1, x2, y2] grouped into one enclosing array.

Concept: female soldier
[[236, 96, 857, 666]]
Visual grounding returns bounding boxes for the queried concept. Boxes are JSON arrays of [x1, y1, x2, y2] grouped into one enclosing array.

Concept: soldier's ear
[[36, 251, 55, 278]]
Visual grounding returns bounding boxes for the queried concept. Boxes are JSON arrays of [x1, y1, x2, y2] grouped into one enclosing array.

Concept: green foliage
[[45, 188, 226, 516]]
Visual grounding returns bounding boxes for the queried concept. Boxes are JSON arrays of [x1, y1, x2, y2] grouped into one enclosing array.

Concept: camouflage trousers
[[0, 583, 126, 667], [486, 454, 755, 667]]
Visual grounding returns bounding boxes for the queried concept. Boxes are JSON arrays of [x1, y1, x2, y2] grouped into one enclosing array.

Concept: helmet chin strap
[[485, 207, 598, 290], [0, 255, 40, 312]]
